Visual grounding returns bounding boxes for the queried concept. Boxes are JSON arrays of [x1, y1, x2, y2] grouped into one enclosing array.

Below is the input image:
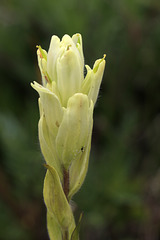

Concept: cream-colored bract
[[33, 33, 105, 107], [31, 33, 105, 240]]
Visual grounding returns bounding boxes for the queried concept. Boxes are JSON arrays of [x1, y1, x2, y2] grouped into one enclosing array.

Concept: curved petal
[[62, 34, 84, 81], [81, 57, 106, 105], [31, 81, 64, 138], [56, 50, 83, 107], [72, 33, 84, 69], [81, 65, 92, 95], [69, 128, 92, 199], [55, 93, 93, 169], [38, 113, 62, 180], [63, 34, 83, 65], [47, 35, 61, 82], [37, 48, 49, 86], [61, 34, 74, 46]]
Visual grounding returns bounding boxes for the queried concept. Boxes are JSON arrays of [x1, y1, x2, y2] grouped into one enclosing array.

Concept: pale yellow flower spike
[[31, 33, 106, 240]]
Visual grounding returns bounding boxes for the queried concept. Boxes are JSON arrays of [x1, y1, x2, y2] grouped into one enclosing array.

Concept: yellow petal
[[38, 113, 62, 180], [56, 93, 93, 169], [81, 57, 106, 105], [56, 49, 83, 107], [31, 81, 64, 138], [69, 128, 92, 199]]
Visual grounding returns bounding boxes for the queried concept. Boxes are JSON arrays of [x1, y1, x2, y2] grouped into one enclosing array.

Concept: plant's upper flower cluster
[[34, 33, 105, 107], [31, 33, 105, 198]]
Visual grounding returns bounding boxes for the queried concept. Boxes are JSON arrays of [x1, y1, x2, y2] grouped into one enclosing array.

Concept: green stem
[[63, 168, 69, 201], [63, 229, 69, 240], [62, 168, 70, 240]]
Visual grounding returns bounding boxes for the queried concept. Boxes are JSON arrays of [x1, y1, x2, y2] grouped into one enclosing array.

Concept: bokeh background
[[0, 0, 160, 239]]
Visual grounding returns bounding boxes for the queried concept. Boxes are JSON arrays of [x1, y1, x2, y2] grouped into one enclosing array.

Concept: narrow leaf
[[43, 165, 75, 237], [71, 212, 83, 240]]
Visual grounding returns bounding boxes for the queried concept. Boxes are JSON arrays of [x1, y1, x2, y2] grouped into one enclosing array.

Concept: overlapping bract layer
[[31, 33, 105, 240]]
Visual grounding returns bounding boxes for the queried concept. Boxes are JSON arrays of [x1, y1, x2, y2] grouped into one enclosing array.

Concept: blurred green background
[[0, 0, 160, 239]]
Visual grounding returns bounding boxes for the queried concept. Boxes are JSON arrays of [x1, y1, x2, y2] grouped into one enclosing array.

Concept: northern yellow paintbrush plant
[[31, 33, 105, 240]]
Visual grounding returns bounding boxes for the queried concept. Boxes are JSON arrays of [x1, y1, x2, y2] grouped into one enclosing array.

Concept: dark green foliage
[[0, 0, 160, 239]]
